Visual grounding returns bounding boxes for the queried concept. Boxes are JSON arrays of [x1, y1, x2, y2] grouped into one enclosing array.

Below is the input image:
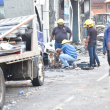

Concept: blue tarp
[[0, 0, 4, 5]]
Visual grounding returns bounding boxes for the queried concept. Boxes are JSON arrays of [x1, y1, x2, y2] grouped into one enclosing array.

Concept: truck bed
[[0, 51, 38, 64]]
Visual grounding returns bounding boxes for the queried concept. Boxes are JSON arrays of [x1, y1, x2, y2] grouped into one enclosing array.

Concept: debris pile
[[47, 51, 63, 69], [73, 40, 103, 56]]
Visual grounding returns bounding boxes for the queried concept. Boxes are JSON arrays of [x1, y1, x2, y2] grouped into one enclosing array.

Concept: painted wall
[[91, 3, 106, 15]]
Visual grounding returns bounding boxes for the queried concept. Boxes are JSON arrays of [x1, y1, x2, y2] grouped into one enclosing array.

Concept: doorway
[[59, 0, 64, 19]]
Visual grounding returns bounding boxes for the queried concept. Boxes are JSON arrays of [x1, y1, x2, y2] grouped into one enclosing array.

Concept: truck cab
[[94, 13, 110, 35], [0, 0, 45, 109]]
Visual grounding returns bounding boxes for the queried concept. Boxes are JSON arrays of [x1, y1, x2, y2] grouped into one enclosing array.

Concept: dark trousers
[[107, 50, 110, 65], [93, 56, 96, 65], [88, 45, 100, 67]]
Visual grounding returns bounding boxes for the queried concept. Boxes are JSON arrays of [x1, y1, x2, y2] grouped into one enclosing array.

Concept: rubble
[[73, 40, 103, 57], [2, 100, 17, 110]]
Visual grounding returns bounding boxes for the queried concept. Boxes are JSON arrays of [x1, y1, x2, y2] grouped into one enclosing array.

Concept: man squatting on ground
[[103, 28, 110, 65], [50, 19, 72, 50], [56, 39, 77, 69], [84, 19, 100, 67]]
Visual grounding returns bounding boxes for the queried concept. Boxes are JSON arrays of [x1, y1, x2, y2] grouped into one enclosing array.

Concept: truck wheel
[[0, 68, 5, 109], [32, 56, 44, 86]]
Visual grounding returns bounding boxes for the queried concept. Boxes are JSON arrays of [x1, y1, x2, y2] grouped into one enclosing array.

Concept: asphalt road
[[2, 55, 110, 110]]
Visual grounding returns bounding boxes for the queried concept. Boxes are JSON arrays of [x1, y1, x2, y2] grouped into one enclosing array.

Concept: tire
[[0, 68, 5, 109], [32, 56, 44, 86]]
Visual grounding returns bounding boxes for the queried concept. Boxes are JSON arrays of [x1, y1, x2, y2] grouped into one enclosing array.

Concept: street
[[2, 55, 110, 110], [0, 0, 110, 110]]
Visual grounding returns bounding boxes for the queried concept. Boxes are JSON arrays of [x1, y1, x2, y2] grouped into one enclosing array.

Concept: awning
[[0, 0, 4, 5]]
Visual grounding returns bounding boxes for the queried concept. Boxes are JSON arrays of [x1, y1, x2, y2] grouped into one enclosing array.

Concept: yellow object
[[61, 39, 70, 45], [88, 23, 93, 27], [95, 25, 105, 28], [83, 19, 94, 27], [57, 19, 64, 25]]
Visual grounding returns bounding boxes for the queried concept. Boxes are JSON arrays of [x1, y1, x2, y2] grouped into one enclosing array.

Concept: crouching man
[[56, 39, 77, 69]]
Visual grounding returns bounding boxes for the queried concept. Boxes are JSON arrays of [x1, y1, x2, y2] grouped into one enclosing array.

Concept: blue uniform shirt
[[103, 29, 109, 52], [107, 23, 110, 43], [61, 44, 77, 57]]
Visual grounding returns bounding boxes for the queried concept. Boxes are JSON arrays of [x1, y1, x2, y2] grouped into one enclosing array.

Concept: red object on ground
[[13, 51, 21, 54]]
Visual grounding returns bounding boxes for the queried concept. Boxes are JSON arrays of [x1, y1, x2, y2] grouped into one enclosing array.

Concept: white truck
[[0, 0, 45, 109]]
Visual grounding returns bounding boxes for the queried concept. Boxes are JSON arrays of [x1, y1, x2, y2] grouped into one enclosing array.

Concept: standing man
[[103, 28, 110, 65], [56, 39, 77, 69], [84, 19, 100, 67], [50, 19, 72, 50]]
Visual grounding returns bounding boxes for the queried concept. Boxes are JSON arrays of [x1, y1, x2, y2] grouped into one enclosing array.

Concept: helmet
[[57, 19, 64, 25], [84, 19, 94, 27], [61, 39, 70, 45]]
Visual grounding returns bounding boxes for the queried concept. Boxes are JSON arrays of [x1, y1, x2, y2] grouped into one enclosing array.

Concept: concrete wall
[[49, 0, 61, 37], [82, 0, 90, 38], [49, 0, 55, 38]]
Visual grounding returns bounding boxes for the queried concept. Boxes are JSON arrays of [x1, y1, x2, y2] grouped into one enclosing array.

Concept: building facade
[[91, 0, 106, 15]]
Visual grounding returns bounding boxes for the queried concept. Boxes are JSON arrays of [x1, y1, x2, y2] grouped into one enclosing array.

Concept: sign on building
[[64, 5, 69, 15]]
